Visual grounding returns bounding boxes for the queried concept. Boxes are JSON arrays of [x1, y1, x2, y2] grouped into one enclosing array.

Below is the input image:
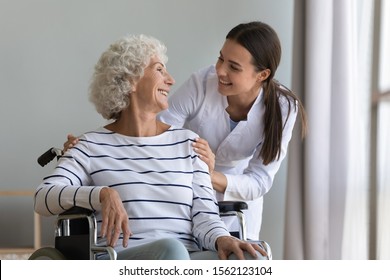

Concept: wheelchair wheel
[[28, 247, 66, 260]]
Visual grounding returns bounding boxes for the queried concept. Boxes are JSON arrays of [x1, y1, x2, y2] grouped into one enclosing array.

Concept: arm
[[34, 136, 131, 247], [190, 154, 230, 251], [190, 152, 266, 259], [224, 101, 298, 201], [34, 139, 101, 216]]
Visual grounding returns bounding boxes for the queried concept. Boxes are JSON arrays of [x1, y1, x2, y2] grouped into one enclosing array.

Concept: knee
[[153, 238, 190, 260]]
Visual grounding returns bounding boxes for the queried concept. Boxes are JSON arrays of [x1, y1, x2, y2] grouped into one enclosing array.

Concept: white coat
[[159, 65, 297, 240]]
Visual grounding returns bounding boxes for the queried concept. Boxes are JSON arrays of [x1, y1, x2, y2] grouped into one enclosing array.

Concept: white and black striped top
[[34, 126, 230, 252]]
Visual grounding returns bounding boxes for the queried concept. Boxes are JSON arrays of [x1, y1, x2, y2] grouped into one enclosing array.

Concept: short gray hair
[[89, 34, 168, 120]]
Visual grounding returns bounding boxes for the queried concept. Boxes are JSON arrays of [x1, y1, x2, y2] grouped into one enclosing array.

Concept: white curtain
[[377, 0, 390, 260], [284, 0, 374, 259]]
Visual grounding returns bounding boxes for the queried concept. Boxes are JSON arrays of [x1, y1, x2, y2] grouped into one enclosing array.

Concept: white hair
[[89, 34, 168, 120]]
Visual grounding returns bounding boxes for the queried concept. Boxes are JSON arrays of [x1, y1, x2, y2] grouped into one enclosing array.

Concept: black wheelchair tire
[[28, 247, 66, 260]]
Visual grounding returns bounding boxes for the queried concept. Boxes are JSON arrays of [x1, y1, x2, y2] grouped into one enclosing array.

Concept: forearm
[[211, 171, 227, 193], [223, 171, 271, 201], [34, 184, 103, 216]]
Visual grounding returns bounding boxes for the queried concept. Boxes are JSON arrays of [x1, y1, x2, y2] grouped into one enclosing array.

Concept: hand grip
[[37, 147, 57, 167]]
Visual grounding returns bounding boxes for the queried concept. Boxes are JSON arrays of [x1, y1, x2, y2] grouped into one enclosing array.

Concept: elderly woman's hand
[[216, 236, 267, 260], [99, 187, 132, 248], [63, 134, 79, 153]]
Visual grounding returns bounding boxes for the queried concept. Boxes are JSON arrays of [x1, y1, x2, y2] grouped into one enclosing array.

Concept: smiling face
[[132, 55, 175, 113], [215, 39, 269, 99]]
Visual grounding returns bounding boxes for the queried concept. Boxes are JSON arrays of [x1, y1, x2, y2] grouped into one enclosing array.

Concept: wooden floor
[[0, 253, 31, 260]]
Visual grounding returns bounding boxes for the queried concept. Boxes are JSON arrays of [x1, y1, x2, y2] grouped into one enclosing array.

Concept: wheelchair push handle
[[37, 147, 62, 167]]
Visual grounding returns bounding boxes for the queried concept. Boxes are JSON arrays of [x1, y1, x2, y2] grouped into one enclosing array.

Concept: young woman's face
[[133, 56, 175, 113], [215, 39, 265, 97]]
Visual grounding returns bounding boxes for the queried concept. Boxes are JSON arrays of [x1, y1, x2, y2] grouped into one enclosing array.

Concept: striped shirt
[[34, 126, 230, 252]]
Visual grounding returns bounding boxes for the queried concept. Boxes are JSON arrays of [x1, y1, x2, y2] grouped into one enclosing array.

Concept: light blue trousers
[[99, 238, 266, 260]]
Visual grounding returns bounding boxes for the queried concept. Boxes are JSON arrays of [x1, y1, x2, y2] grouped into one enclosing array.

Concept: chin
[[217, 87, 231, 96], [160, 104, 169, 111]]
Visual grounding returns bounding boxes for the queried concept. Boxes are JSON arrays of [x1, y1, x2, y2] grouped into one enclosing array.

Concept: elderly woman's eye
[[157, 68, 165, 74]]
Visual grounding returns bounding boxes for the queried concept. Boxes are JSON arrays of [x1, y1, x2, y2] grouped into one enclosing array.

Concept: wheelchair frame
[[29, 207, 116, 260]]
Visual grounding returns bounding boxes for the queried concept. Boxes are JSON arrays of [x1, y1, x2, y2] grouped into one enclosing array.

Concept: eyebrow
[[219, 51, 242, 68], [151, 61, 166, 68]]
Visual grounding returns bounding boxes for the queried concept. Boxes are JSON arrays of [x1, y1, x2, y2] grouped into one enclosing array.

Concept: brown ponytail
[[262, 79, 283, 164]]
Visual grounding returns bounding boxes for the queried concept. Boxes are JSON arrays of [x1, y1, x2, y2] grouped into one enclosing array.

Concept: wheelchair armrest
[[218, 201, 248, 213], [59, 206, 94, 217]]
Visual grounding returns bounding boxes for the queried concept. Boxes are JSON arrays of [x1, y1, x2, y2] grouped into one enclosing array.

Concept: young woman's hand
[[63, 134, 79, 153], [192, 137, 228, 193], [192, 137, 215, 174]]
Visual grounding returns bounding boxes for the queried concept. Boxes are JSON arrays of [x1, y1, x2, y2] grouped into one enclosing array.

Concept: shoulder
[[192, 64, 216, 77], [187, 65, 217, 85], [166, 126, 199, 139], [81, 127, 113, 141]]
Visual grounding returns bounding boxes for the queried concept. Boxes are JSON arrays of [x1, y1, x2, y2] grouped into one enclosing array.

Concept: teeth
[[158, 90, 168, 96], [219, 80, 230, 85]]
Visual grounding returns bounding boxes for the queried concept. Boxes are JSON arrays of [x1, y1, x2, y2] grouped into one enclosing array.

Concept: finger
[[233, 247, 246, 260], [192, 142, 205, 150], [241, 243, 259, 259], [66, 135, 79, 145], [194, 148, 210, 159], [192, 138, 209, 150], [67, 134, 76, 141], [253, 243, 267, 256], [100, 210, 108, 238], [122, 221, 132, 248], [110, 221, 122, 247], [105, 211, 116, 246], [218, 250, 228, 260], [195, 137, 209, 145]]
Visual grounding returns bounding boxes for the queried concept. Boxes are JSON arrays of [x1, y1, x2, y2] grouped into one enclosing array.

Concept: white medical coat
[[159, 65, 297, 240]]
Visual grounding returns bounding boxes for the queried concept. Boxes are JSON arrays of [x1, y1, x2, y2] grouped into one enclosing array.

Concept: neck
[[105, 107, 160, 137], [226, 91, 259, 121]]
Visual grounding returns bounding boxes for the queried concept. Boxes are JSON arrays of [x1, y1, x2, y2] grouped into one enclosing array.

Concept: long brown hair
[[227, 21, 307, 165]]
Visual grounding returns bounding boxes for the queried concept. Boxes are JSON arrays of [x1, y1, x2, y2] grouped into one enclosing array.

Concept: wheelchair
[[29, 147, 272, 260]]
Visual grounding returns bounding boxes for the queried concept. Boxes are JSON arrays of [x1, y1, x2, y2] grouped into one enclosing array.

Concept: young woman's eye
[[217, 56, 224, 62], [230, 64, 239, 71]]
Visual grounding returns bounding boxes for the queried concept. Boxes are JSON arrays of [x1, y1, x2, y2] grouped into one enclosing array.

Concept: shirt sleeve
[[34, 136, 105, 216], [224, 99, 299, 201], [190, 146, 230, 251], [158, 66, 210, 127]]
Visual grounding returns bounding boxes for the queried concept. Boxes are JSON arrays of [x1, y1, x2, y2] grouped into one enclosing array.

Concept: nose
[[215, 61, 226, 76], [165, 72, 175, 86]]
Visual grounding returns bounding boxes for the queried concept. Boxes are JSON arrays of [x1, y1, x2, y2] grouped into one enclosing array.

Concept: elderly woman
[[34, 34, 265, 260]]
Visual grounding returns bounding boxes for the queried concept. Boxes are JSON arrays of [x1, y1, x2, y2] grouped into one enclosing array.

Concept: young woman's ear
[[257, 69, 271, 83]]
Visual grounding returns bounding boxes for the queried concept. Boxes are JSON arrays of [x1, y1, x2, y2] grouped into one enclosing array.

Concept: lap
[[98, 238, 190, 260]]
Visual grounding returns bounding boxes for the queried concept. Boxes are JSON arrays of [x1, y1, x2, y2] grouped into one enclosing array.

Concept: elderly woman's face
[[133, 56, 175, 113]]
